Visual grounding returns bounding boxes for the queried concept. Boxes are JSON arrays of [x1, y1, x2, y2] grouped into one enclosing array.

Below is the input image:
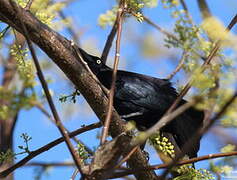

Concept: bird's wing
[[115, 71, 203, 158], [114, 71, 178, 112]]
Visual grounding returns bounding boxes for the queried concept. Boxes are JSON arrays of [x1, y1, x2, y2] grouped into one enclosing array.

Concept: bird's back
[[97, 69, 204, 158]]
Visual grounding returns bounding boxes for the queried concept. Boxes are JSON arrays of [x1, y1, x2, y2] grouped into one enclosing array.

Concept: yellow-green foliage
[[202, 17, 228, 42], [212, 89, 237, 127], [192, 69, 216, 90], [98, 6, 118, 28], [202, 17, 237, 49], [98, 0, 158, 27], [77, 143, 89, 163], [144, 0, 158, 7], [10, 45, 35, 87], [218, 90, 237, 127], [149, 132, 175, 158], [210, 162, 233, 176], [161, 0, 219, 73], [15, 0, 28, 7], [0, 133, 33, 163], [33, 0, 65, 26], [126, 0, 158, 22], [209, 145, 236, 177], [127, 0, 158, 10], [221, 112, 237, 127], [0, 44, 37, 120], [141, 32, 162, 57], [0, 87, 37, 120], [162, 0, 179, 9], [174, 165, 214, 180], [0, 149, 15, 164], [149, 132, 214, 179], [133, 12, 144, 22], [161, 0, 237, 132], [0, 104, 10, 120], [221, 144, 236, 153], [0, 0, 66, 126], [16, 0, 65, 26]]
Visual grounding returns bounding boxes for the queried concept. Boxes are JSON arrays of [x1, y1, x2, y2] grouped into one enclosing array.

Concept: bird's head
[[78, 48, 105, 75]]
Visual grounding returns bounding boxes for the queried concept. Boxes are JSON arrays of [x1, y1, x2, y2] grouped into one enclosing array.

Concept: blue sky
[[1, 0, 237, 179]]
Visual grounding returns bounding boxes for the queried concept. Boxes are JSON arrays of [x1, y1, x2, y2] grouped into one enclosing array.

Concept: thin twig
[[111, 150, 237, 179], [25, 0, 33, 10], [211, 126, 237, 145], [197, 0, 212, 19], [25, 162, 74, 167], [0, 25, 10, 39], [32, 101, 53, 120], [59, 11, 80, 44], [137, 13, 205, 60], [9, 0, 85, 176], [166, 51, 187, 80], [114, 146, 139, 169], [100, 1, 125, 145], [71, 169, 79, 180], [141, 14, 178, 41], [101, 22, 117, 63], [32, 101, 94, 155], [180, 0, 194, 25], [180, 0, 188, 12], [160, 90, 237, 179], [0, 122, 101, 178]]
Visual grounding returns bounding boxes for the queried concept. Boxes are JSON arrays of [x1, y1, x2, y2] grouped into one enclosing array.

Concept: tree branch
[[101, 23, 117, 63], [32, 101, 94, 155], [100, 1, 125, 145], [0, 123, 101, 178], [111, 151, 237, 178], [0, 1, 157, 179], [166, 51, 187, 80], [197, 0, 212, 19], [25, 162, 74, 167], [141, 14, 178, 41]]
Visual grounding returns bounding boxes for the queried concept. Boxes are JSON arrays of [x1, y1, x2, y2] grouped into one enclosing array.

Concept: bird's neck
[[97, 66, 113, 89]]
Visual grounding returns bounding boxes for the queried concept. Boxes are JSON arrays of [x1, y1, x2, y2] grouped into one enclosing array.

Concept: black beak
[[77, 48, 104, 75], [78, 48, 93, 62]]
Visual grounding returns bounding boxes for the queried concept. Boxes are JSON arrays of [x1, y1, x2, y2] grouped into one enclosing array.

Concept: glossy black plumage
[[79, 48, 204, 158]]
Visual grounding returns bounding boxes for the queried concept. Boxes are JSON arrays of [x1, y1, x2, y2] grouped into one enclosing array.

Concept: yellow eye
[[96, 59, 101, 64]]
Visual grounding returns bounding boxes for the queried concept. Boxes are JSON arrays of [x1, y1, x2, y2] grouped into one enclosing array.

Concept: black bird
[[78, 48, 204, 159]]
